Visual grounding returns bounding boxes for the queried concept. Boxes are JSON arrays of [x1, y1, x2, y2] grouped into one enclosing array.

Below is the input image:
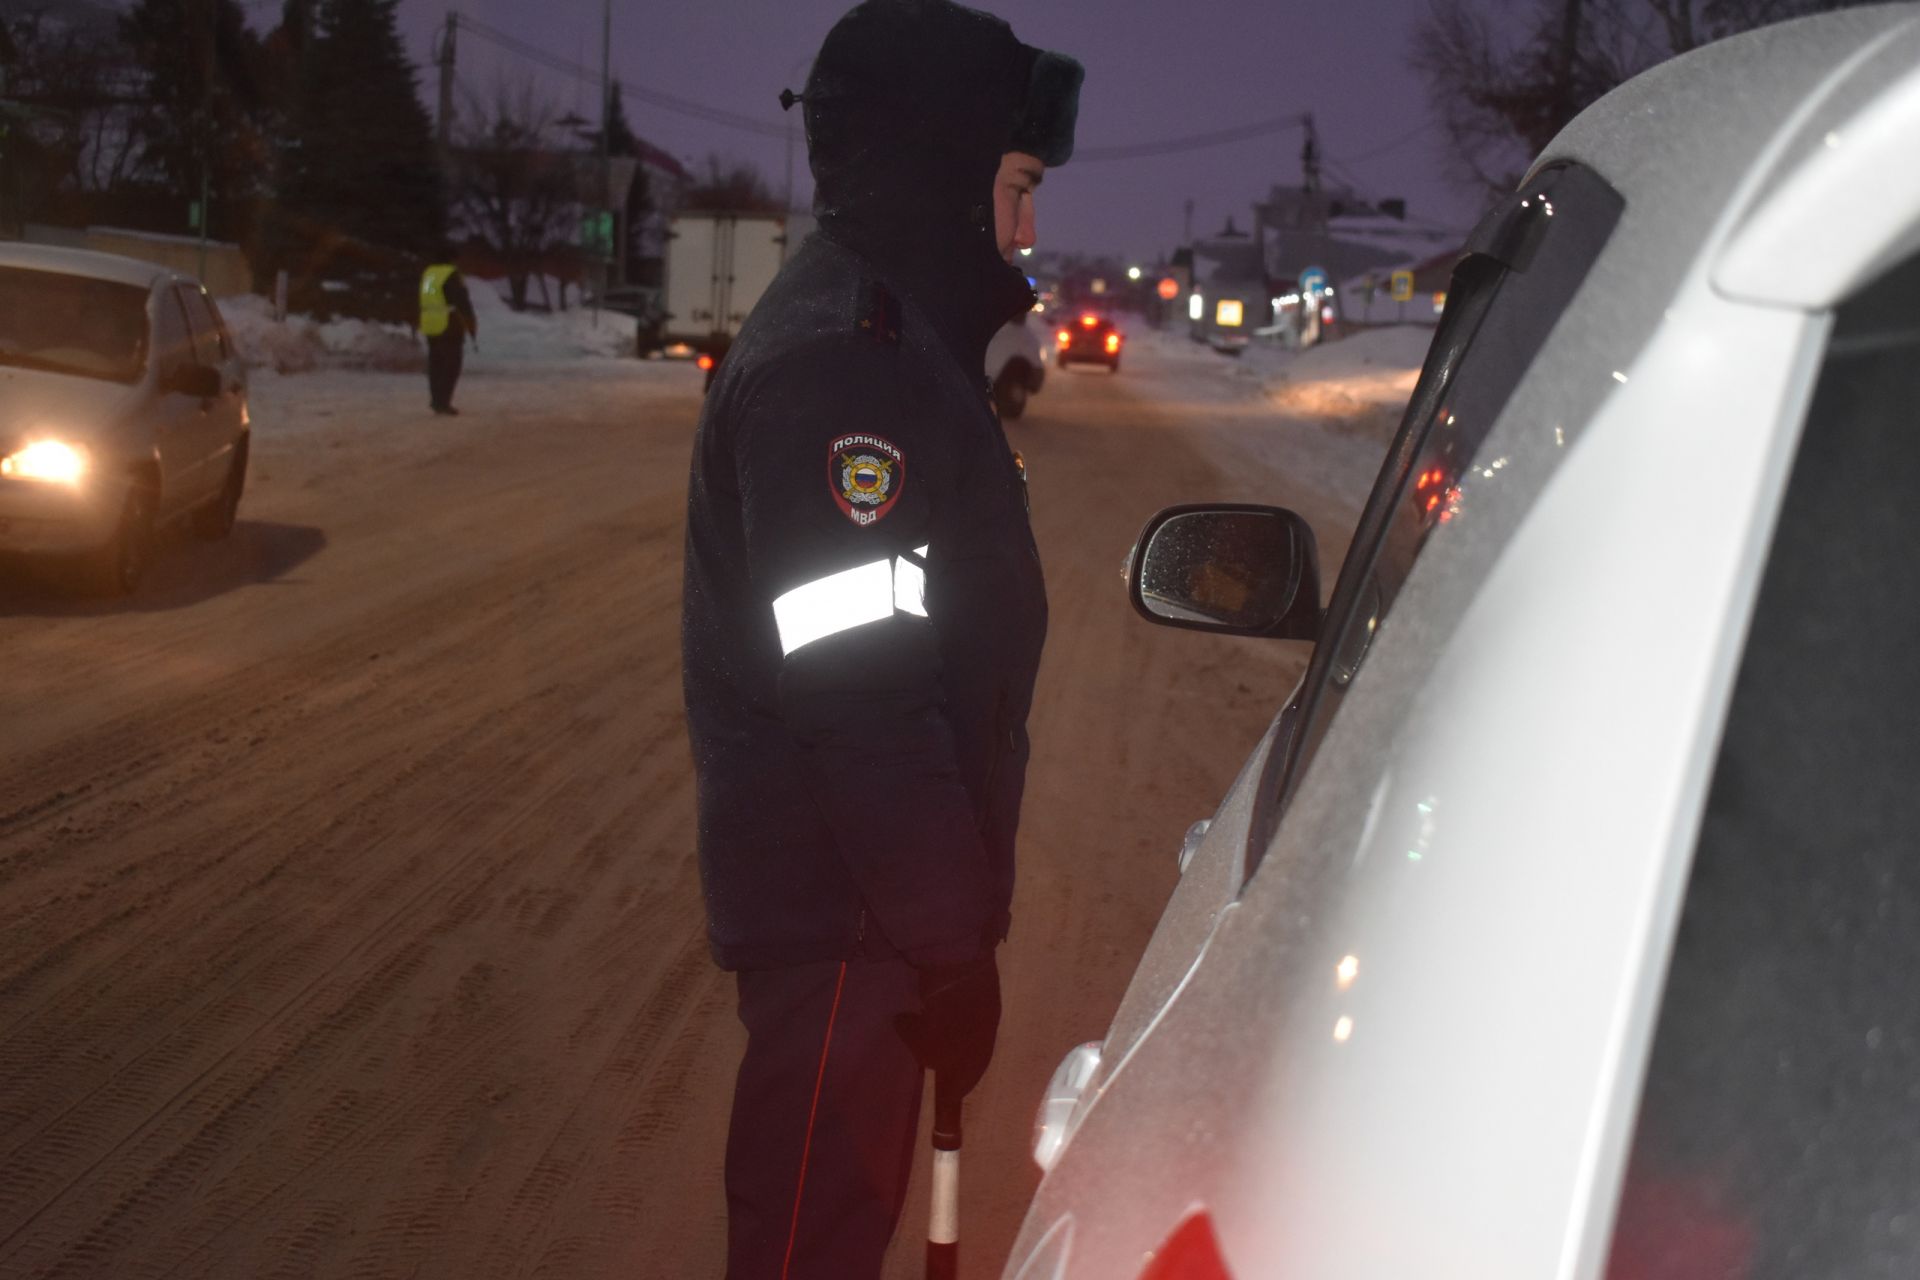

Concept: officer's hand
[[895, 950, 1001, 1103]]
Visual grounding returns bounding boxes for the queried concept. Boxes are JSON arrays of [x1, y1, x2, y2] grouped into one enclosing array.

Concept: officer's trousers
[[725, 956, 923, 1280], [426, 332, 464, 410]]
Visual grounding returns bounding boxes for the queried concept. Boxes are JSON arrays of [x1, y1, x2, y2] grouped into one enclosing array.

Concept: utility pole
[[1300, 111, 1320, 198], [595, 0, 611, 322], [436, 11, 457, 171], [0, 58, 13, 237], [1299, 111, 1326, 235], [192, 0, 214, 282], [1182, 198, 1194, 245], [782, 54, 811, 213]]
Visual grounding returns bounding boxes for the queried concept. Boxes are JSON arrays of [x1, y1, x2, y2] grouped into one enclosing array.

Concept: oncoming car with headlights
[[0, 244, 250, 595]]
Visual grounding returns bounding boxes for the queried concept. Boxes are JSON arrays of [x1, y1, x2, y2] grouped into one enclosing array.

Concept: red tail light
[[1137, 1212, 1233, 1280], [1056, 329, 1072, 346], [1080, 313, 1100, 327], [1105, 333, 1122, 354], [696, 353, 715, 371]]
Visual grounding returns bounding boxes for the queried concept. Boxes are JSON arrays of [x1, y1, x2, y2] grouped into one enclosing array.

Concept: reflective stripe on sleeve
[[772, 546, 932, 656], [894, 545, 929, 618]]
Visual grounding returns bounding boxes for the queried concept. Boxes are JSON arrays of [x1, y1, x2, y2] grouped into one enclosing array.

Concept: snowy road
[[0, 326, 1420, 1278]]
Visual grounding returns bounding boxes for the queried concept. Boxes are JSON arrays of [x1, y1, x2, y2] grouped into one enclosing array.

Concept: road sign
[[1298, 265, 1329, 294], [1390, 269, 1415, 302], [579, 209, 615, 259]]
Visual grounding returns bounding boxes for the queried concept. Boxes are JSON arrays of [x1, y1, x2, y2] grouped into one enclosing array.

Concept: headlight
[[0, 439, 90, 484]]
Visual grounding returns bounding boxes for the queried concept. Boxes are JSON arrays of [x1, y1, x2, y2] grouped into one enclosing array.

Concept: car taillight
[[1105, 333, 1122, 353], [1137, 1212, 1233, 1280], [696, 353, 715, 371], [1080, 314, 1100, 327], [1056, 329, 1072, 346]]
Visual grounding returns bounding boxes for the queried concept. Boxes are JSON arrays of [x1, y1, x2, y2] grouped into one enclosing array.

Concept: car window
[[203, 295, 238, 362], [0, 266, 150, 384], [176, 285, 227, 366], [1602, 248, 1920, 1280], [153, 289, 196, 380], [1243, 162, 1625, 876]]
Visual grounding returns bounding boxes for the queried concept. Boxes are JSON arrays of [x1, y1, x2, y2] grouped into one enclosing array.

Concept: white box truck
[[662, 211, 811, 386]]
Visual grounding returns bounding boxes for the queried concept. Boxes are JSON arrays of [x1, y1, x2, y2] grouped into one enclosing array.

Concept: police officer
[[679, 2, 1082, 1275], [418, 248, 477, 415]]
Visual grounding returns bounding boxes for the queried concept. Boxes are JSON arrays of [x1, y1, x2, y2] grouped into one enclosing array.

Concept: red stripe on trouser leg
[[780, 960, 848, 1280]]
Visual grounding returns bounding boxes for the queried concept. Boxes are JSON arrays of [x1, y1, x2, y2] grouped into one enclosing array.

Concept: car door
[[173, 283, 241, 504], [1011, 160, 1643, 1277], [1597, 239, 1920, 1280], [1063, 161, 1629, 1097]]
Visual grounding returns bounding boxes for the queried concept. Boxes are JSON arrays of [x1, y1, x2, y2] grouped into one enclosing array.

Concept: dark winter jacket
[[680, 0, 1080, 971]]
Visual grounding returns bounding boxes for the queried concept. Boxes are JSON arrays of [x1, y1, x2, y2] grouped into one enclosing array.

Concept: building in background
[[1256, 183, 1463, 334], [1187, 217, 1268, 353]]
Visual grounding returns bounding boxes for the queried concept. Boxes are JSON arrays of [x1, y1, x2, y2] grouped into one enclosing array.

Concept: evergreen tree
[[261, 0, 314, 119], [604, 82, 653, 285], [275, 0, 443, 266], [604, 81, 639, 158], [119, 0, 267, 240]]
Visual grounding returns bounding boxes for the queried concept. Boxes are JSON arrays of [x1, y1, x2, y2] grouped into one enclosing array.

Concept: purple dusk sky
[[393, 0, 1485, 260]]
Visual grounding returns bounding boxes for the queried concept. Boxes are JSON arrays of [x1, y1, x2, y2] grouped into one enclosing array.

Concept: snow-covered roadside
[[1121, 323, 1430, 444], [1257, 326, 1430, 443], [220, 281, 645, 375]]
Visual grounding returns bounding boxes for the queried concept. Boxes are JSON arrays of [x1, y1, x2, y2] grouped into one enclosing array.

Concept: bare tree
[[1411, 0, 1880, 208], [449, 79, 580, 311], [1, 8, 144, 219], [680, 154, 781, 215]]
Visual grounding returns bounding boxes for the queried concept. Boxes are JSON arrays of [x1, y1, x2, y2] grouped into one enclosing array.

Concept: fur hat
[[1012, 49, 1084, 167], [803, 1, 1083, 182]]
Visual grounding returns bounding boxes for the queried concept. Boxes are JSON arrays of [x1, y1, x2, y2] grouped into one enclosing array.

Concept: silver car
[[0, 244, 250, 594]]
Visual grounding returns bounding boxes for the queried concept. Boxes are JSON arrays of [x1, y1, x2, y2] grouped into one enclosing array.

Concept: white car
[[0, 244, 249, 594], [1007, 8, 1920, 1279], [988, 313, 1047, 419]]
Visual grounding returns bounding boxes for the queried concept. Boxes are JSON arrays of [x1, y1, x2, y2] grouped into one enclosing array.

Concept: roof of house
[[629, 139, 690, 182], [1192, 237, 1265, 287]]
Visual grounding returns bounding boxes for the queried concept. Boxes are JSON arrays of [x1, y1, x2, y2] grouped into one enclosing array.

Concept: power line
[[448, 18, 1438, 173], [454, 13, 787, 140], [1075, 113, 1311, 163], [1335, 120, 1439, 166]]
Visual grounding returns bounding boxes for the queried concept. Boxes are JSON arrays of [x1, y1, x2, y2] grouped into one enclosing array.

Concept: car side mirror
[[167, 363, 221, 399], [1128, 503, 1323, 640]]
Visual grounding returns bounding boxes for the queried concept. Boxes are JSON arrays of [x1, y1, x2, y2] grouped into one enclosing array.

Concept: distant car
[[987, 313, 1047, 419], [1007, 9, 1920, 1279], [0, 244, 250, 595], [1054, 311, 1122, 372]]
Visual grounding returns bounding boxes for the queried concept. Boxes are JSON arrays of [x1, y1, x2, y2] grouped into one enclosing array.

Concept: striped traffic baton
[[927, 1087, 962, 1280]]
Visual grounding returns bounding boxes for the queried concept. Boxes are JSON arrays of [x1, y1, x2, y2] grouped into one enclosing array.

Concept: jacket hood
[[802, 0, 1083, 373]]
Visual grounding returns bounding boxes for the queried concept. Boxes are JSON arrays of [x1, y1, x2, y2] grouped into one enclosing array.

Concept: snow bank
[[1260, 326, 1431, 443], [466, 283, 638, 363], [220, 294, 420, 375], [219, 284, 641, 375], [1121, 323, 1430, 445]]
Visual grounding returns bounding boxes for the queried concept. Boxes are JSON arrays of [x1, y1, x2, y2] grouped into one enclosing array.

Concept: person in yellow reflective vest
[[419, 249, 478, 415]]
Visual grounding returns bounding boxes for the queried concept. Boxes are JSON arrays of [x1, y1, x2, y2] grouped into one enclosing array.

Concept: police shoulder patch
[[829, 434, 906, 527]]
